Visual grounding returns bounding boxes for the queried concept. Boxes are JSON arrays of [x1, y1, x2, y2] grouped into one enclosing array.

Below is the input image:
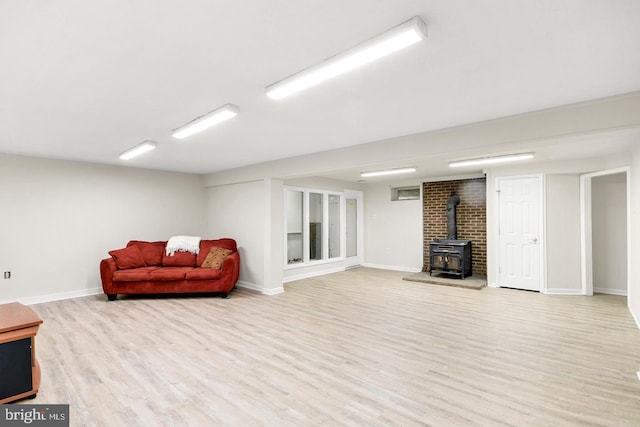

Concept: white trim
[[283, 266, 345, 283], [580, 173, 593, 295], [236, 280, 263, 292], [541, 173, 547, 293], [0, 287, 104, 306], [238, 280, 285, 296], [284, 256, 345, 270], [593, 287, 628, 296], [543, 288, 585, 295], [631, 307, 640, 330], [361, 262, 421, 273], [262, 287, 285, 296], [580, 167, 630, 297], [344, 189, 364, 268], [284, 185, 344, 268]]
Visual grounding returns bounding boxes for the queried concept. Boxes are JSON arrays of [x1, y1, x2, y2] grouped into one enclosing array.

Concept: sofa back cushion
[[127, 240, 166, 266], [162, 250, 197, 267], [109, 245, 146, 269], [197, 239, 237, 266]]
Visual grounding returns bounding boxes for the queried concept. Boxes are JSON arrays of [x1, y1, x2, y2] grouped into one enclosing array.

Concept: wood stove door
[[431, 254, 446, 271]]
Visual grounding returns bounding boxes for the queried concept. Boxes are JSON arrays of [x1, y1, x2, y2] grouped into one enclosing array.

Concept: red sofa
[[100, 238, 240, 301]]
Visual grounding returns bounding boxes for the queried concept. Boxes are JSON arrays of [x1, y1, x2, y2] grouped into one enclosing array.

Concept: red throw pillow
[[109, 246, 146, 269]]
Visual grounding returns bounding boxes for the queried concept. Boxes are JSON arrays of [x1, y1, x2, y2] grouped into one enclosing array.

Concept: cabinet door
[[0, 337, 33, 400]]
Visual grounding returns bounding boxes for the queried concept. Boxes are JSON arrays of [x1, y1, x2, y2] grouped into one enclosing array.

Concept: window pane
[[309, 193, 323, 260], [328, 194, 341, 258], [391, 186, 420, 201], [286, 190, 303, 264]]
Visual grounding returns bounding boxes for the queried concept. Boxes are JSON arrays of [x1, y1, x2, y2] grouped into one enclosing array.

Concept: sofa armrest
[[220, 252, 240, 291], [100, 257, 117, 294]]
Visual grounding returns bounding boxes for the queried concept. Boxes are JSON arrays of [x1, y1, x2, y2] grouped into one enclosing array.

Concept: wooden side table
[[0, 302, 43, 404]]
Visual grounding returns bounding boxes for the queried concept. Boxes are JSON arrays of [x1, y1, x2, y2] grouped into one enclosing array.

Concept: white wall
[[629, 145, 640, 327], [284, 177, 364, 193], [486, 154, 630, 291], [205, 180, 265, 290], [204, 94, 640, 188], [264, 178, 284, 295], [545, 174, 582, 293], [363, 182, 422, 272], [592, 173, 627, 295], [0, 154, 205, 304]]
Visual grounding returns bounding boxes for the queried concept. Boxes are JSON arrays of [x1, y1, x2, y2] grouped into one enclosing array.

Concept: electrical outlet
[[3, 271, 10, 279], [637, 371, 640, 382]]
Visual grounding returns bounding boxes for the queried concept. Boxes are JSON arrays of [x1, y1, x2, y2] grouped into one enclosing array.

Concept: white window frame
[[284, 186, 345, 269]]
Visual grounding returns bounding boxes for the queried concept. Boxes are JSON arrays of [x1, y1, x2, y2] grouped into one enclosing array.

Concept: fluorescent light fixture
[[360, 167, 416, 178], [172, 104, 239, 139], [449, 153, 535, 168], [266, 16, 427, 100], [119, 141, 157, 160]]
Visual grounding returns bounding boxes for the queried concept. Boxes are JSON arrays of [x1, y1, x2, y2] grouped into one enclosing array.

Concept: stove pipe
[[446, 194, 460, 239]]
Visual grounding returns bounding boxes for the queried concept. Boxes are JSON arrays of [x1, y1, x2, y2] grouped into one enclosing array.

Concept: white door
[[498, 176, 542, 291], [344, 190, 363, 269]]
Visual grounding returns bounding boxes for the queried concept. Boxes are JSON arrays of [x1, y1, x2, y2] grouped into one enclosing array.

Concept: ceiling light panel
[[266, 16, 427, 100], [449, 153, 535, 168], [172, 104, 239, 139], [119, 141, 157, 160], [360, 167, 417, 177]]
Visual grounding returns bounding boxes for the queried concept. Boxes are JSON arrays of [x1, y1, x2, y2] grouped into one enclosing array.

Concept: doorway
[[580, 167, 630, 296], [496, 175, 543, 291]]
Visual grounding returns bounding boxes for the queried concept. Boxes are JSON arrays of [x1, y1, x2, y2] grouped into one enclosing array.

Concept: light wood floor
[[24, 268, 640, 426]]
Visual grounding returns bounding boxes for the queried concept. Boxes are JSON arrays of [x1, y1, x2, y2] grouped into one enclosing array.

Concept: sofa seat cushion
[[113, 267, 160, 282], [185, 268, 222, 280], [148, 267, 194, 281], [127, 241, 166, 266], [162, 250, 197, 267]]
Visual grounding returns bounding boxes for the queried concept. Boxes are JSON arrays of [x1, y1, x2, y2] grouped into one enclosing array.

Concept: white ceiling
[[1, 0, 639, 176]]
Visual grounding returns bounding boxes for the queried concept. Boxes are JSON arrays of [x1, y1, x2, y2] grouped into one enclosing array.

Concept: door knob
[[531, 237, 538, 243]]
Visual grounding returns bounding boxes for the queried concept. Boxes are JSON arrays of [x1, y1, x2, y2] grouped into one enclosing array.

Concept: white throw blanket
[[166, 235, 202, 256]]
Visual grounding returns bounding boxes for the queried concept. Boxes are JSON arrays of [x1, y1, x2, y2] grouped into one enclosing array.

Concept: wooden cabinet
[[0, 302, 43, 404]]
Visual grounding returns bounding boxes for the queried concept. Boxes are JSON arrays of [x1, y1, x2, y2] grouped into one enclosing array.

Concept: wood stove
[[428, 193, 472, 279], [429, 239, 472, 278]]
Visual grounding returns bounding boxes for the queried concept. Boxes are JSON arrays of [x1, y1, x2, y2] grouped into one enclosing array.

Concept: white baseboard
[[236, 281, 284, 296], [236, 281, 262, 292], [0, 287, 104, 306], [593, 287, 628, 296], [361, 263, 421, 273], [630, 306, 640, 331], [543, 288, 583, 295]]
